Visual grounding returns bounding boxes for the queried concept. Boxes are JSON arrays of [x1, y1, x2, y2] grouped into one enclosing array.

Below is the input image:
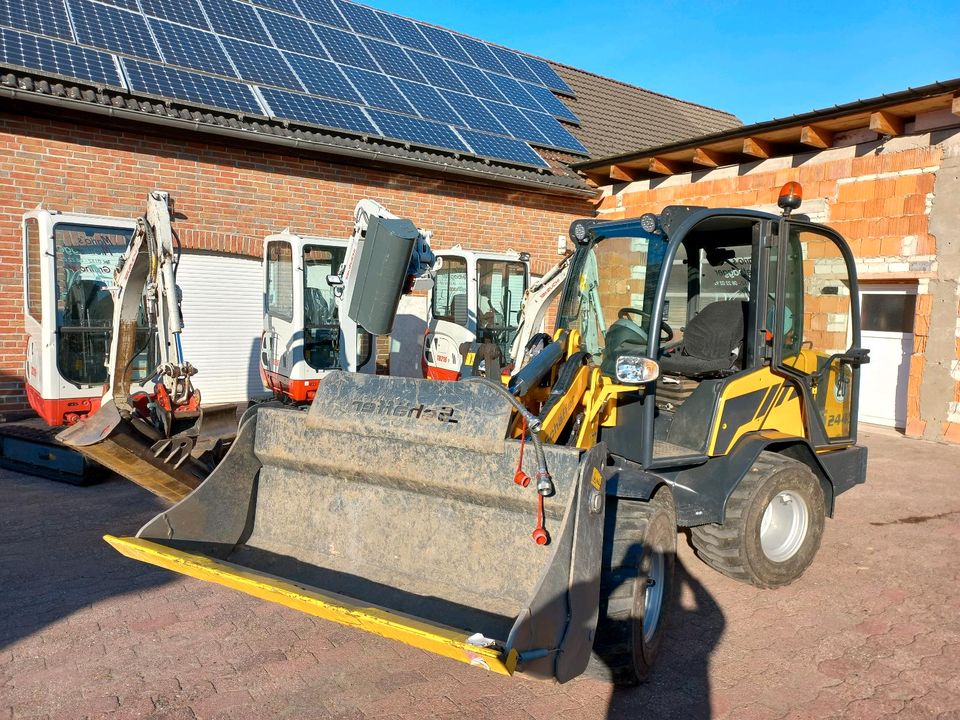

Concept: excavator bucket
[[57, 400, 239, 503], [106, 373, 608, 681]]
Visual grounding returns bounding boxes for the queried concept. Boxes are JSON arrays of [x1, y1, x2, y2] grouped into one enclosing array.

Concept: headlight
[[639, 213, 659, 234], [615, 355, 660, 385]]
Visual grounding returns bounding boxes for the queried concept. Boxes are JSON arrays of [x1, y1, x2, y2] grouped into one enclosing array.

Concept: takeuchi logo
[[350, 399, 459, 423]]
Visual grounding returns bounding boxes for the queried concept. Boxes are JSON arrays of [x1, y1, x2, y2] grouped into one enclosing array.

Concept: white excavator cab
[[260, 232, 375, 403], [424, 247, 529, 380], [21, 208, 139, 426]]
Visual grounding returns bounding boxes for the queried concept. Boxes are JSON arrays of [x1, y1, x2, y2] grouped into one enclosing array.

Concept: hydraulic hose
[[461, 375, 554, 496]]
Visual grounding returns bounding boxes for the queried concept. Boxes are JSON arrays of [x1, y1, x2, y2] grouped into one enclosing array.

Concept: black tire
[[691, 452, 825, 589], [586, 485, 677, 685]]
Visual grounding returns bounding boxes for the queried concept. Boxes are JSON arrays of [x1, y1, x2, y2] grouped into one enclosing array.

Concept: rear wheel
[[691, 452, 825, 588], [586, 485, 676, 685]]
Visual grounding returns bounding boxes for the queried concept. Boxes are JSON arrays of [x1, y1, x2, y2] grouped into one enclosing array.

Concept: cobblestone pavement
[[1, 428, 959, 720]]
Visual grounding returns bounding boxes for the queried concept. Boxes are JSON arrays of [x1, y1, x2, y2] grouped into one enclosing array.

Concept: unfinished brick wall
[[595, 135, 960, 442], [0, 111, 591, 412]]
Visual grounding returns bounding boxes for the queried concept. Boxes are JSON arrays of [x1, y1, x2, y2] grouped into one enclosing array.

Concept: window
[[53, 223, 132, 386], [861, 294, 915, 334], [432, 255, 468, 324], [266, 241, 294, 319], [24, 218, 42, 322], [476, 259, 526, 357], [301, 243, 371, 371]]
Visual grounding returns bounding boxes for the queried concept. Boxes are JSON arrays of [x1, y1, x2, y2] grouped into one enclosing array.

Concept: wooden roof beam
[[692, 147, 736, 168], [870, 110, 905, 137], [742, 136, 778, 159], [608, 164, 644, 182], [951, 94, 960, 118], [648, 157, 687, 175], [800, 124, 834, 149]]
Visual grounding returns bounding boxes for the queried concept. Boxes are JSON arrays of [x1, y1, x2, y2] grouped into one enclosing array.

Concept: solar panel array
[[0, 0, 589, 168]]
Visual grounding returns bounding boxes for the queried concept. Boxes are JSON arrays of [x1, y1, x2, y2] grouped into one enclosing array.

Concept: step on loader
[[107, 184, 869, 683]]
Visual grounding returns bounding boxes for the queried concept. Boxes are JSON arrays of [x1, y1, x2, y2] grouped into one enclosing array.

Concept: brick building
[[574, 79, 960, 443], [0, 2, 738, 414]]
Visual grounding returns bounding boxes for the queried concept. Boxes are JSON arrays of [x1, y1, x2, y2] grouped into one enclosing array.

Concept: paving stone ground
[[1, 428, 959, 720]]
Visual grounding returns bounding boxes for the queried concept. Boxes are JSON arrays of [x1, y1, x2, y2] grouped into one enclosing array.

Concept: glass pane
[[25, 218, 42, 322], [266, 241, 294, 318], [861, 294, 915, 333], [431, 256, 468, 324], [476, 259, 527, 358], [557, 234, 669, 357], [54, 223, 132, 385], [301, 243, 371, 371]]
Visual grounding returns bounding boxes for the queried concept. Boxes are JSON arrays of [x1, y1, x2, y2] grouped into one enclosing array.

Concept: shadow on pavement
[[605, 556, 725, 719], [0, 469, 174, 650]]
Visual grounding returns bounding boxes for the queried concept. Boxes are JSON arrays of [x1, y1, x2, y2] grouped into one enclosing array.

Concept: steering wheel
[[617, 307, 674, 343]]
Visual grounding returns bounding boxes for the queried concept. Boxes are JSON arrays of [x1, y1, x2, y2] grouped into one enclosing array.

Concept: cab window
[[432, 256, 468, 325], [266, 241, 294, 320]]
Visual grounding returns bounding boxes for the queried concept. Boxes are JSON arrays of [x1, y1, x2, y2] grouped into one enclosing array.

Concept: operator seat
[[659, 300, 747, 378]]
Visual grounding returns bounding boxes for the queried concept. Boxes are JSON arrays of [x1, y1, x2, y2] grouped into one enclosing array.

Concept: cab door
[[772, 221, 867, 446]]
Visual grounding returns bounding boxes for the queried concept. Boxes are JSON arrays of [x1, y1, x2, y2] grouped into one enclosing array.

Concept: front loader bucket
[[106, 374, 608, 681], [57, 400, 233, 503]]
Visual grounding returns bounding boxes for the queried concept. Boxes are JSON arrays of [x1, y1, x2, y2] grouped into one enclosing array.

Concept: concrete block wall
[[0, 111, 592, 413], [594, 128, 960, 443]]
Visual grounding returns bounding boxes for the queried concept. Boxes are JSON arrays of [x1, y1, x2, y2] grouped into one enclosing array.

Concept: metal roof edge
[[0, 75, 597, 200]]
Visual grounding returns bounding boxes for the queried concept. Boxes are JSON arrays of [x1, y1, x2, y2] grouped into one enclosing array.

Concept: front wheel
[[691, 452, 825, 588], [586, 485, 677, 685]]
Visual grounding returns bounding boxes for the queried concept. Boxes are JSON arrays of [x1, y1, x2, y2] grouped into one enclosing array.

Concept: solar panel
[[122, 58, 263, 114], [139, 0, 210, 31], [85, 0, 138, 10], [486, 73, 540, 111], [449, 63, 507, 103], [0, 0, 74, 42], [418, 25, 472, 65], [376, 13, 433, 53], [258, 9, 329, 58], [336, 1, 393, 42], [251, 0, 302, 15], [522, 55, 573, 95], [0, 0, 587, 168], [489, 46, 540, 85], [297, 0, 348, 29], [260, 86, 377, 134], [522, 82, 579, 124], [149, 19, 235, 78], [342, 66, 413, 114], [367, 109, 469, 152], [522, 109, 588, 154], [405, 50, 467, 93], [68, 0, 161, 60], [222, 37, 303, 90], [0, 27, 122, 85], [200, 0, 268, 43], [283, 52, 359, 102], [457, 129, 548, 168], [361, 38, 423, 83], [480, 100, 548, 145], [455, 36, 506, 74], [392, 79, 461, 124], [441, 90, 506, 135], [311, 24, 378, 70]]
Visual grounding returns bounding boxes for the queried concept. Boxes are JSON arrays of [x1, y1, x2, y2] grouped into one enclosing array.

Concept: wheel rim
[[760, 490, 809, 562], [642, 546, 665, 644]]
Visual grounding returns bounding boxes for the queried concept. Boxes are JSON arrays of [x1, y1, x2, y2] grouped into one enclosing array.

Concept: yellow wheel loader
[[106, 184, 868, 684]]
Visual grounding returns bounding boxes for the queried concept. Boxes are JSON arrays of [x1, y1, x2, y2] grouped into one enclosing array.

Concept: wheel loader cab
[[561, 207, 866, 473]]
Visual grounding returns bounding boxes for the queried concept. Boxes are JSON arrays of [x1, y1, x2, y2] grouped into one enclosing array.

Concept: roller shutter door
[[176, 252, 270, 405]]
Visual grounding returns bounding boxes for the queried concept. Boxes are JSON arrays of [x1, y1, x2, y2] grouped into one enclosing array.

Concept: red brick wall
[[596, 142, 959, 442], [0, 111, 591, 412]]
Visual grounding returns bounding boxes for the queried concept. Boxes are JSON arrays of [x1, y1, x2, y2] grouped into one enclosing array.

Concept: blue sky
[[373, 1, 960, 124]]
